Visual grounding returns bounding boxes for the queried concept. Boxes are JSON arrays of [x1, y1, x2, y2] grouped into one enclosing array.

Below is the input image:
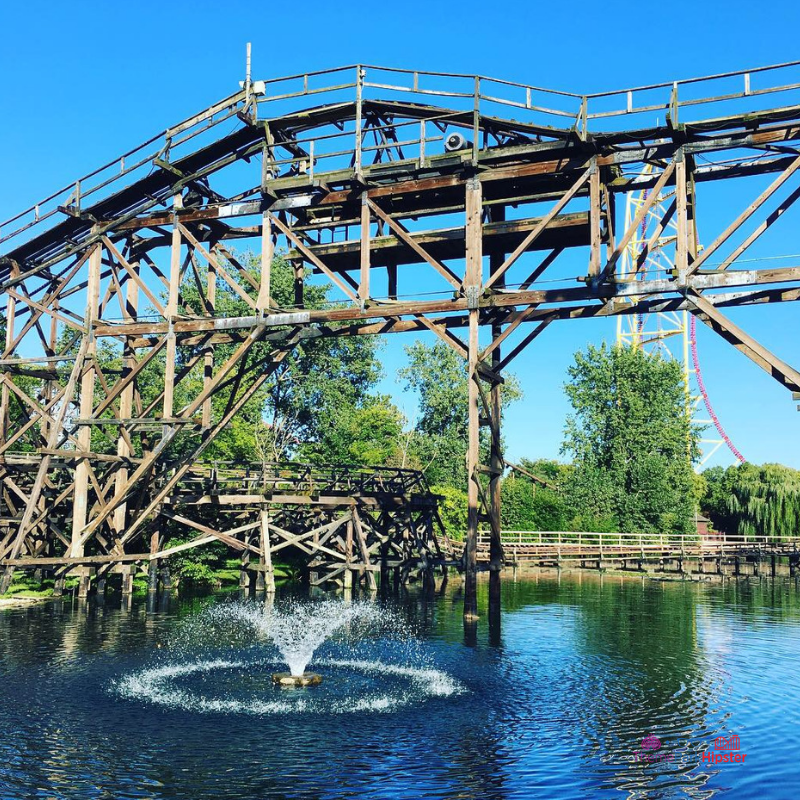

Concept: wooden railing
[[171, 460, 432, 498], [471, 530, 800, 556]]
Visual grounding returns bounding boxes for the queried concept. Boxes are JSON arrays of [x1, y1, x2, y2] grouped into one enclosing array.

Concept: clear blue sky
[[1, 0, 798, 469]]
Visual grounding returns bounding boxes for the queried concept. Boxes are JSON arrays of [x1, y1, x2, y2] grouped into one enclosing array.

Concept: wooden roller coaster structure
[[2, 56, 800, 618]]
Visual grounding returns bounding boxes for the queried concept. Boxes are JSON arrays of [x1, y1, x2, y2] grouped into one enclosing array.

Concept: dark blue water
[[2, 574, 799, 799]]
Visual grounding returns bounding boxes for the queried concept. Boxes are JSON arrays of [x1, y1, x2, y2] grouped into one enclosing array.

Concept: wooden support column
[[148, 526, 160, 592], [360, 191, 370, 305], [240, 533, 251, 590], [202, 244, 217, 428], [589, 161, 602, 277], [163, 194, 183, 429], [292, 258, 304, 308], [259, 508, 275, 593], [344, 518, 354, 592], [257, 211, 273, 313], [488, 205, 505, 623], [464, 176, 482, 621], [675, 152, 688, 277], [121, 565, 134, 596], [113, 256, 140, 535], [70, 240, 102, 570], [352, 507, 377, 592], [0, 268, 16, 445]]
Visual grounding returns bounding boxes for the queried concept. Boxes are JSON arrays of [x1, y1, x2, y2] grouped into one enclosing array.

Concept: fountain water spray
[[203, 599, 385, 686], [115, 598, 464, 712]]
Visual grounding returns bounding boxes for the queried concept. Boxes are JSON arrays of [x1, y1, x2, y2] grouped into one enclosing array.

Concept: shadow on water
[[2, 573, 800, 799]]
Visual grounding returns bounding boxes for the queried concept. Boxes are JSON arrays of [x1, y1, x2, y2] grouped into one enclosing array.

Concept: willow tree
[[703, 463, 800, 539], [562, 343, 700, 534]]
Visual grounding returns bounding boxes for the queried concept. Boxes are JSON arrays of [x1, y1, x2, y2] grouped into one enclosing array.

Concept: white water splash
[[114, 599, 465, 715], [115, 657, 463, 715], [205, 600, 385, 676]]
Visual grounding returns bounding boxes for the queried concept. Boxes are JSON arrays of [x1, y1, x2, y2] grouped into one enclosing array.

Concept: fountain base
[[272, 671, 323, 688]]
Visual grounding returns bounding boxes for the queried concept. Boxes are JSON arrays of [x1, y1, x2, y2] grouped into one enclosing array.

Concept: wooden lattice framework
[[2, 60, 800, 616]]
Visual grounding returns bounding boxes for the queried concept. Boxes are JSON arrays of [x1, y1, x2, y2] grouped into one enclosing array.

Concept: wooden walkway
[[474, 531, 800, 577]]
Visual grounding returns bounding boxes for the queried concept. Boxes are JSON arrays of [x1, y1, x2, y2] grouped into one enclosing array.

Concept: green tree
[[303, 395, 406, 465], [177, 253, 384, 462], [562, 343, 700, 534], [500, 473, 569, 531], [702, 462, 800, 538], [399, 340, 521, 488], [432, 484, 469, 541]]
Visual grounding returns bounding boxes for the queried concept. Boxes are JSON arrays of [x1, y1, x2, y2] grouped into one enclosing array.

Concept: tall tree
[[562, 343, 700, 534], [399, 340, 521, 489]]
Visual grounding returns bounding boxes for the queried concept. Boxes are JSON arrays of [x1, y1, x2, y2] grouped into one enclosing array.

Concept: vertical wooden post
[[675, 152, 688, 277], [257, 211, 273, 313], [488, 205, 505, 624], [42, 299, 59, 441], [352, 507, 377, 592], [387, 262, 398, 300], [163, 193, 182, 428], [344, 517, 354, 591], [70, 240, 102, 572], [240, 533, 251, 590], [202, 243, 216, 428], [354, 66, 364, 177], [0, 267, 16, 445], [121, 565, 134, 596], [113, 255, 139, 535], [359, 192, 370, 305], [589, 161, 601, 277], [464, 176, 482, 621], [148, 526, 160, 593], [292, 258, 304, 308], [260, 508, 275, 593]]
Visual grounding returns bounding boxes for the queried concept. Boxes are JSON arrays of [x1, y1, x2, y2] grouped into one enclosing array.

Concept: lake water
[[2, 573, 799, 799]]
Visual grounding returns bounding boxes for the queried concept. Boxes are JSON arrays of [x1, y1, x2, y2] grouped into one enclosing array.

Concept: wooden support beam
[[367, 199, 462, 290], [352, 507, 377, 591], [163, 194, 183, 427], [360, 192, 370, 304], [589, 164, 602, 277], [464, 176, 481, 621], [70, 241, 102, 558], [688, 154, 800, 275], [687, 291, 800, 392], [257, 211, 273, 312]]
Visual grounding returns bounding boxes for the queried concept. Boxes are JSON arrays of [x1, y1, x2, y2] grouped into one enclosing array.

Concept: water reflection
[[1, 574, 799, 799]]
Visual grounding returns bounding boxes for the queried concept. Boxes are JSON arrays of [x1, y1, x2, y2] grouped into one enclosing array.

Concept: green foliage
[[500, 473, 570, 531], [168, 252, 385, 462], [702, 462, 800, 538], [562, 343, 700, 534], [399, 341, 521, 489], [166, 538, 230, 586], [432, 484, 468, 541], [304, 395, 406, 466]]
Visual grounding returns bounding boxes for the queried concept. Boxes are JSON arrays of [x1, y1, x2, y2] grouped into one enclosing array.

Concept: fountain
[[115, 598, 462, 714]]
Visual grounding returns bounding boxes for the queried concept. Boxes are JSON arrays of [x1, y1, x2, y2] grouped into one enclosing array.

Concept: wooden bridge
[[0, 461, 449, 595], [475, 531, 800, 577]]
